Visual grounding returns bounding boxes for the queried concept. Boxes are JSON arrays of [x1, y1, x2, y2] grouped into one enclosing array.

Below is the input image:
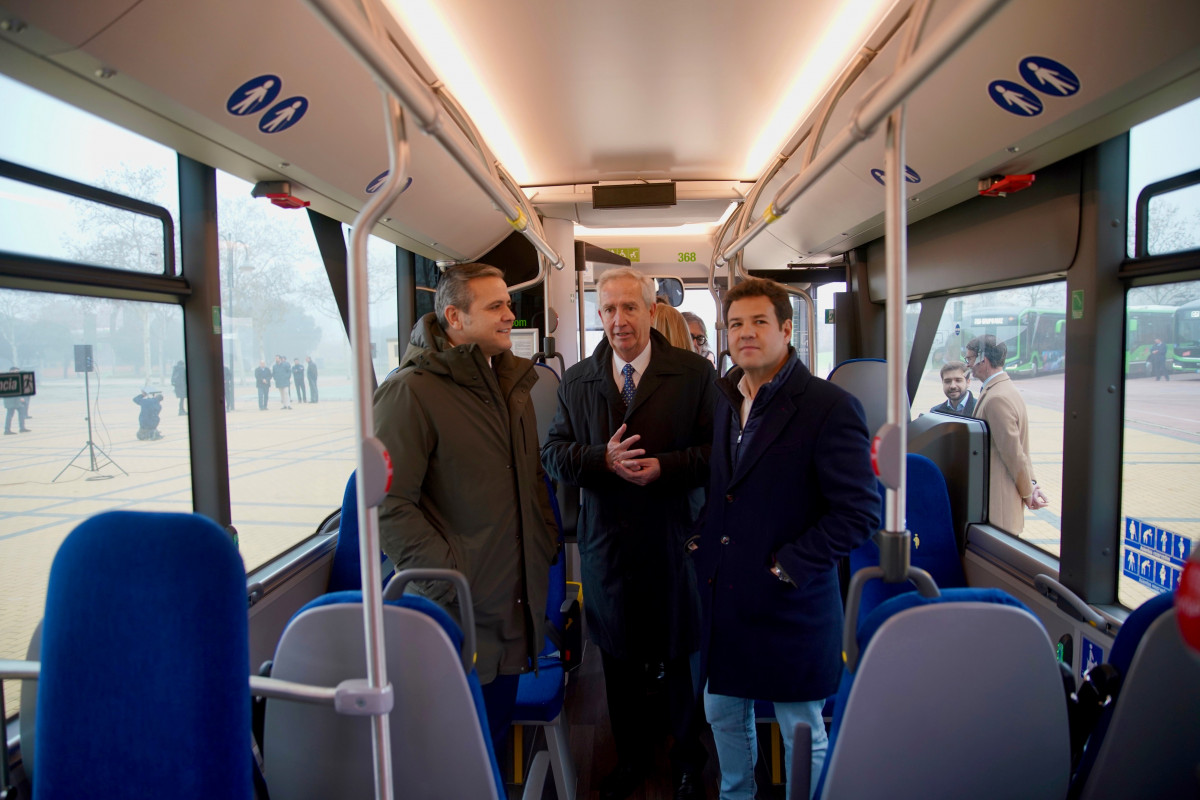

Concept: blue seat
[[814, 588, 1070, 799], [326, 470, 390, 593], [262, 583, 511, 799], [512, 473, 577, 800], [1071, 592, 1199, 799], [849, 453, 967, 625], [33, 511, 251, 800]]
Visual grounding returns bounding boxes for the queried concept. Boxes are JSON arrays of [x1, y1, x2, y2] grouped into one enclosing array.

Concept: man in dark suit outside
[[693, 278, 879, 800], [306, 356, 319, 402], [291, 358, 307, 403], [930, 360, 976, 416], [543, 267, 715, 800], [254, 361, 272, 410]]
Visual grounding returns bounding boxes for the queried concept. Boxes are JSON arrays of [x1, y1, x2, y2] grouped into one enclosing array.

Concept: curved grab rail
[[843, 565, 940, 674], [383, 568, 477, 673], [302, 0, 565, 271], [1034, 574, 1108, 629], [715, 0, 1010, 267]]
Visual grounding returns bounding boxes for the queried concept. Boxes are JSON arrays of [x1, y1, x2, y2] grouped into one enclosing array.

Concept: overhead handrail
[[714, 0, 1011, 268], [302, 0, 565, 271]]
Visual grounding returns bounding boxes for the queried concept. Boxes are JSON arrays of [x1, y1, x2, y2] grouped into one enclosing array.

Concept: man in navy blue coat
[[693, 279, 879, 800]]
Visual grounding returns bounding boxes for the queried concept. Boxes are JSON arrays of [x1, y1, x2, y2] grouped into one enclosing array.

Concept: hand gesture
[[605, 424, 645, 471]]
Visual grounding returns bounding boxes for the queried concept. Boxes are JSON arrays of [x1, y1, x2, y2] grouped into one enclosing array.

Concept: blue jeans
[[703, 683, 828, 800]]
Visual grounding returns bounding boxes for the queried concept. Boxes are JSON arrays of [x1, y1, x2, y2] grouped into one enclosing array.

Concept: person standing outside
[[543, 267, 715, 800], [272, 355, 292, 410], [254, 360, 272, 410], [966, 335, 1049, 534], [292, 358, 307, 403], [1149, 337, 1169, 381], [306, 356, 319, 403], [171, 360, 187, 416], [3, 366, 31, 434], [694, 279, 879, 800], [373, 263, 558, 757], [930, 360, 976, 416]]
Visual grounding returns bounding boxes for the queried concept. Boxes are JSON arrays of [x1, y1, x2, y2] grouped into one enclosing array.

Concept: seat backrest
[[827, 358, 908, 437], [327, 471, 392, 593], [530, 362, 562, 448], [34, 511, 251, 800], [819, 588, 1070, 800], [263, 591, 503, 800], [1075, 593, 1198, 799], [849, 454, 967, 623]]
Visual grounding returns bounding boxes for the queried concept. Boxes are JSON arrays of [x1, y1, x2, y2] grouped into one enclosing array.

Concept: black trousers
[[294, 380, 306, 403], [600, 648, 706, 775], [257, 385, 269, 409], [308, 377, 318, 402]]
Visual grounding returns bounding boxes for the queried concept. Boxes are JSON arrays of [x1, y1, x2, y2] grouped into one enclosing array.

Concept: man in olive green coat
[[373, 263, 559, 753]]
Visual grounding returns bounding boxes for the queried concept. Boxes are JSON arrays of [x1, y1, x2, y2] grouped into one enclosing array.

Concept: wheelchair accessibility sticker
[[1080, 637, 1104, 681], [1122, 516, 1186, 594]]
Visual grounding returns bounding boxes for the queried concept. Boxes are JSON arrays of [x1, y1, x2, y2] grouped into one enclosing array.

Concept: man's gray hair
[[435, 263, 505, 328], [595, 267, 656, 309]]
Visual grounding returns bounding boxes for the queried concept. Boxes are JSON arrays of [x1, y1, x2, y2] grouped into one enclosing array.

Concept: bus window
[[1127, 96, 1200, 258], [338, 227, 401, 382], [913, 283, 1067, 555], [0, 289, 190, 720], [0, 74, 181, 274], [217, 171, 357, 573], [1119, 279, 1200, 609]]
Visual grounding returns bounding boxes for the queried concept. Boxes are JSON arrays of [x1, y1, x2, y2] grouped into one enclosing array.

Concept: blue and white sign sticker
[[1080, 636, 1104, 681], [870, 165, 921, 186], [1019, 56, 1080, 98], [365, 170, 414, 195], [227, 75, 282, 116], [1122, 516, 1188, 595], [988, 80, 1043, 117], [259, 96, 309, 134]]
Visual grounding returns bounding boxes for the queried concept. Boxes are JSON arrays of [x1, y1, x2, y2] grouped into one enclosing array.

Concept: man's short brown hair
[[435, 263, 505, 328], [940, 360, 969, 380], [723, 278, 792, 328]]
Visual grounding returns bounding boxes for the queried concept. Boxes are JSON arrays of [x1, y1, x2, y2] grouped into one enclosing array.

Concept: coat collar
[[397, 312, 536, 396], [718, 353, 813, 489], [977, 370, 1011, 402], [580, 329, 686, 420]]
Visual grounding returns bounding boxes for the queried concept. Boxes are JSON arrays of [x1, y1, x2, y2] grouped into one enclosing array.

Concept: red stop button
[[1176, 551, 1200, 655]]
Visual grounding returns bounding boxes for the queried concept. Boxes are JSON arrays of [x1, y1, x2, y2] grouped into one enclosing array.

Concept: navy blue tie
[[621, 363, 636, 407]]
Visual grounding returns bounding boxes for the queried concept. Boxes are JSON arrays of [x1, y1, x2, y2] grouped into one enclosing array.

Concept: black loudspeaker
[[74, 344, 94, 373]]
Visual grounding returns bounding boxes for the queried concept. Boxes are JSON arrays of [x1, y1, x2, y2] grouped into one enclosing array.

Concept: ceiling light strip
[[301, 0, 565, 270], [716, 0, 1012, 268]]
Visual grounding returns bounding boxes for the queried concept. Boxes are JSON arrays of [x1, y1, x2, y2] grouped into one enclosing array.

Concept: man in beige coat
[[967, 335, 1049, 533], [373, 263, 559, 756]]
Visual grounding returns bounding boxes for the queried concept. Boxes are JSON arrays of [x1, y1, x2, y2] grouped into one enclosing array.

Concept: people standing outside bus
[[1150, 337, 1169, 381], [224, 365, 235, 412], [930, 360, 976, 416], [291, 358, 307, 403], [171, 360, 187, 416], [543, 267, 714, 800], [692, 278, 879, 800], [255, 360, 272, 410], [306, 356, 319, 402], [967, 335, 1049, 534], [682, 311, 717, 367], [4, 367, 30, 434], [373, 263, 559, 760], [272, 355, 292, 409]]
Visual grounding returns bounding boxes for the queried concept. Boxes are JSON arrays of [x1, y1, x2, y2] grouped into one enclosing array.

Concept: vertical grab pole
[[349, 89, 409, 800], [883, 106, 907, 537]]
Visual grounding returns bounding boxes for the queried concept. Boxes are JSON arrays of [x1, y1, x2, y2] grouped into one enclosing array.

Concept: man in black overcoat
[[543, 267, 715, 800]]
